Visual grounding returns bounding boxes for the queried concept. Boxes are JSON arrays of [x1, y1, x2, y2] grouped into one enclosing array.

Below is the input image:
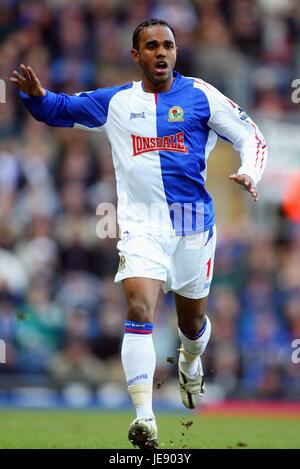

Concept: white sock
[[121, 320, 156, 419], [178, 316, 211, 378]]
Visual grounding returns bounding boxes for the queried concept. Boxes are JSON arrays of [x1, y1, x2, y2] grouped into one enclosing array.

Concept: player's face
[[131, 25, 177, 86]]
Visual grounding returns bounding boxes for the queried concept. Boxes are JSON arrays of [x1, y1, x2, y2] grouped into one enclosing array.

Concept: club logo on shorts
[[168, 106, 184, 122], [118, 255, 126, 272]]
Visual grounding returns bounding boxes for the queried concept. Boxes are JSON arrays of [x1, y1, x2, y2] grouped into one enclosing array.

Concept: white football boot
[[128, 416, 158, 449], [178, 346, 205, 409]]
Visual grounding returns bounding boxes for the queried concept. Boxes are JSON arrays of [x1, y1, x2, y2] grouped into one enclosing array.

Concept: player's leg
[[176, 294, 211, 374], [176, 294, 208, 338], [175, 294, 211, 408], [114, 232, 170, 447], [168, 226, 216, 408], [121, 277, 162, 448], [122, 277, 161, 419]]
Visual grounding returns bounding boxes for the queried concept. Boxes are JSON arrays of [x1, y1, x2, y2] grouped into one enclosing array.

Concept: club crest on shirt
[[168, 105, 184, 122]]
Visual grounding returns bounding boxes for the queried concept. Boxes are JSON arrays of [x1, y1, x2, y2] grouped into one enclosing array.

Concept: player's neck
[[141, 74, 175, 93]]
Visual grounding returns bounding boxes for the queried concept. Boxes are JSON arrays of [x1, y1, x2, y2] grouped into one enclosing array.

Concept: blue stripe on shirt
[[156, 74, 214, 234]]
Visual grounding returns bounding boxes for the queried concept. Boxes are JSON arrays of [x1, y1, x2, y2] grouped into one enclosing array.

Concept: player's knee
[[179, 312, 206, 338], [127, 299, 152, 323]]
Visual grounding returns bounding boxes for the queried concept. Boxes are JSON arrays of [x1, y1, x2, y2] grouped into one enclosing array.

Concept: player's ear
[[131, 48, 140, 64]]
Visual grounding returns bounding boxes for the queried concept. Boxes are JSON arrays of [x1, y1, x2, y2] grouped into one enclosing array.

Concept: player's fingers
[[27, 65, 40, 84], [229, 174, 248, 185], [251, 187, 258, 200], [20, 64, 31, 81], [10, 77, 20, 83], [230, 174, 257, 199], [12, 70, 26, 82], [238, 178, 249, 189]]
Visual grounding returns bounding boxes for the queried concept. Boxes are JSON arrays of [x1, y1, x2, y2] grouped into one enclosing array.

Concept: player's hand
[[229, 173, 259, 202], [10, 64, 45, 97]]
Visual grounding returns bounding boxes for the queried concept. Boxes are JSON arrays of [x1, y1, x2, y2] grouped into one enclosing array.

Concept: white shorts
[[114, 226, 216, 299]]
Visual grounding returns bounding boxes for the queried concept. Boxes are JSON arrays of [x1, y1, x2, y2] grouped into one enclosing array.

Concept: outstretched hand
[[229, 173, 259, 202], [10, 64, 45, 97]]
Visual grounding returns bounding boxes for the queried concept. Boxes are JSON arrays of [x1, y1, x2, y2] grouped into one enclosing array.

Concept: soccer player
[[11, 18, 267, 449]]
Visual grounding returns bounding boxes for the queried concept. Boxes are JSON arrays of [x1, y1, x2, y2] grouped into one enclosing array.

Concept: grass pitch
[[0, 409, 299, 449]]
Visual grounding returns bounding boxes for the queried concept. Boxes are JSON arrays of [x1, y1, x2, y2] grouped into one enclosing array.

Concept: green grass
[[0, 409, 299, 449]]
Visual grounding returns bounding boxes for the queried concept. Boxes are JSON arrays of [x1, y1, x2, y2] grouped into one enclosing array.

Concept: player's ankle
[[179, 352, 200, 377], [128, 383, 154, 419], [135, 412, 155, 420]]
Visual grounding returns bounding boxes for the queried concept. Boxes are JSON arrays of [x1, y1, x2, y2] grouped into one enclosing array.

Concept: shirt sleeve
[[196, 80, 268, 185], [20, 86, 121, 131]]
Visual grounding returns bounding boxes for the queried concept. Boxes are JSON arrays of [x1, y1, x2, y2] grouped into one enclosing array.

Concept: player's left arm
[[204, 85, 268, 202]]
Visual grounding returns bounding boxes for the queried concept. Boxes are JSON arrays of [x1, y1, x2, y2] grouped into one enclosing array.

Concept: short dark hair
[[132, 18, 176, 50]]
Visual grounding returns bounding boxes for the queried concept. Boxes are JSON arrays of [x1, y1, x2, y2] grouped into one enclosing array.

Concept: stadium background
[[0, 0, 300, 416]]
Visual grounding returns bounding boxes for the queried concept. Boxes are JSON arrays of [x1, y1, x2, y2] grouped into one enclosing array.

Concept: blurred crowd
[[0, 0, 300, 402]]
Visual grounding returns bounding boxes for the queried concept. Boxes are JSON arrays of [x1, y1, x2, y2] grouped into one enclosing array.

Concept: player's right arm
[[194, 78, 268, 202], [10, 64, 112, 130]]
